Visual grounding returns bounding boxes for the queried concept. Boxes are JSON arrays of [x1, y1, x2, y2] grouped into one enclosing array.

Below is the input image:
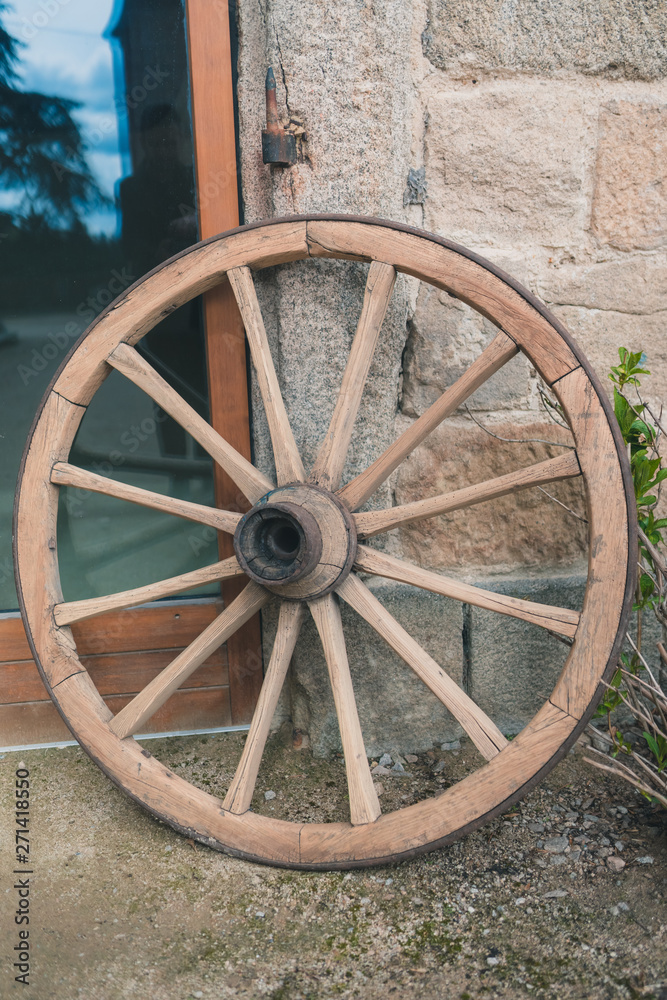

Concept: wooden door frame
[[186, 0, 264, 724], [0, 0, 261, 747]]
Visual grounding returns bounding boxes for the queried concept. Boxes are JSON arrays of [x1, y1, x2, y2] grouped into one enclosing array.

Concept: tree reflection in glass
[[0, 0, 215, 608]]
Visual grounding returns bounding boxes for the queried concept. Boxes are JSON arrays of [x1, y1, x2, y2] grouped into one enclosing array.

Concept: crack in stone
[[273, 29, 291, 118], [545, 303, 667, 317]]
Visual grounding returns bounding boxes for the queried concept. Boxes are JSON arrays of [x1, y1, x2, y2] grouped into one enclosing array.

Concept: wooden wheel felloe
[[14, 215, 635, 869]]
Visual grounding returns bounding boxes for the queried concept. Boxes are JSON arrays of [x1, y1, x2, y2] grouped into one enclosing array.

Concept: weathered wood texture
[[338, 331, 518, 511], [309, 594, 381, 825], [228, 266, 305, 484], [53, 222, 309, 407], [549, 366, 630, 716], [14, 217, 633, 868], [354, 451, 581, 537], [223, 601, 304, 814], [0, 688, 232, 748], [108, 344, 272, 505], [5, 4, 275, 745], [297, 701, 575, 865], [54, 557, 244, 626], [203, 277, 265, 726], [0, 603, 231, 745], [306, 220, 579, 385], [310, 261, 396, 492], [355, 546, 580, 638], [51, 463, 242, 535], [337, 574, 508, 760], [247, 484, 357, 600], [109, 583, 270, 739]]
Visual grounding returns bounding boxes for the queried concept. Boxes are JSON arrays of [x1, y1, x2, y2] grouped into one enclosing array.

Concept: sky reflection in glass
[[3, 0, 120, 234]]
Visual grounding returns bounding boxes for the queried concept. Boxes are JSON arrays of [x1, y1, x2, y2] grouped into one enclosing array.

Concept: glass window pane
[[0, 0, 218, 610]]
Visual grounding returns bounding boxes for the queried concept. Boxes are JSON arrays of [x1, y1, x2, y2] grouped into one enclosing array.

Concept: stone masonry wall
[[234, 0, 667, 753]]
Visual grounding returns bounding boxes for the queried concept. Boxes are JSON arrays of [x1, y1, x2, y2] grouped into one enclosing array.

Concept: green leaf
[[629, 419, 654, 444], [643, 731, 665, 765], [611, 348, 650, 390], [614, 390, 633, 433]]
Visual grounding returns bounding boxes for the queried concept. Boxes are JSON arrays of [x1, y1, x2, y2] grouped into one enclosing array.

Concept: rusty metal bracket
[[262, 66, 297, 166]]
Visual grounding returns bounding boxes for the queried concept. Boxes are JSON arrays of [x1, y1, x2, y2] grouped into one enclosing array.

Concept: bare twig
[[632, 747, 667, 783], [462, 405, 576, 448], [463, 397, 587, 522], [632, 388, 665, 506], [537, 383, 570, 431], [536, 486, 588, 524], [586, 734, 667, 786], [658, 642, 667, 691], [615, 687, 666, 741], [635, 389, 667, 440], [637, 560, 659, 589], [545, 629, 574, 648], [596, 675, 655, 733], [626, 632, 662, 691], [622, 665, 666, 699], [639, 527, 667, 577], [586, 751, 667, 808]]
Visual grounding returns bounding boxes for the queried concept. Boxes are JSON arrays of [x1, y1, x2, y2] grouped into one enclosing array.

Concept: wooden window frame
[[186, 0, 264, 725], [0, 0, 261, 748]]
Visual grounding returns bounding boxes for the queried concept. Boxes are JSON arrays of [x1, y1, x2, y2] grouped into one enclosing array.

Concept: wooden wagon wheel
[[14, 215, 635, 869]]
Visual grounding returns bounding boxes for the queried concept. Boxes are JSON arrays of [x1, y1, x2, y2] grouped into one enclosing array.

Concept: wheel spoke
[[309, 261, 396, 491], [355, 545, 580, 638], [337, 330, 518, 511], [228, 265, 306, 484], [354, 451, 581, 538], [107, 343, 274, 503], [51, 462, 243, 534], [309, 594, 381, 825], [223, 601, 305, 814], [337, 573, 508, 760], [54, 556, 244, 626], [108, 582, 271, 739]]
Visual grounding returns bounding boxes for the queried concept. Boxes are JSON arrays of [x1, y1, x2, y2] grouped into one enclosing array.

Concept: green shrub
[[587, 349, 667, 807]]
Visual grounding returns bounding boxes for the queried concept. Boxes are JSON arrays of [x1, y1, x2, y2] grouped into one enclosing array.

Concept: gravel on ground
[[0, 731, 665, 999]]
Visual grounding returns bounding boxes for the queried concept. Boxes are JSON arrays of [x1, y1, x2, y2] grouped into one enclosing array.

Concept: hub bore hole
[[234, 498, 323, 585], [263, 518, 301, 562]]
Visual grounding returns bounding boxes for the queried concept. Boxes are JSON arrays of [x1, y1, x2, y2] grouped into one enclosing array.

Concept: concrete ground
[[1, 732, 666, 1000]]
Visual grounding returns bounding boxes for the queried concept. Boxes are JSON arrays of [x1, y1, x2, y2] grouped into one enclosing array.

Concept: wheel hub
[[233, 483, 357, 600]]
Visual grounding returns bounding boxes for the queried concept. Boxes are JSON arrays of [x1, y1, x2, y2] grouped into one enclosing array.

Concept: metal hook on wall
[[262, 66, 297, 166]]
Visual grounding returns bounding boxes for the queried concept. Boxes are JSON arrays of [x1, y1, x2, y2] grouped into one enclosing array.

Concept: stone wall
[[234, 0, 667, 752]]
